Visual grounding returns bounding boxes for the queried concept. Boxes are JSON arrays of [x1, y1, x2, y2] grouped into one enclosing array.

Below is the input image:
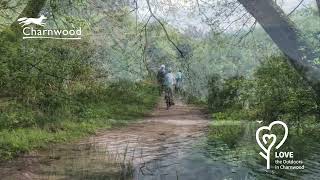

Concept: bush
[[208, 74, 247, 113], [0, 103, 37, 130], [208, 56, 319, 125], [252, 56, 317, 123], [208, 121, 246, 148]]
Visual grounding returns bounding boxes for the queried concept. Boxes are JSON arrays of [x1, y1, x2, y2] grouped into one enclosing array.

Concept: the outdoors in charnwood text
[[0, 0, 320, 179]]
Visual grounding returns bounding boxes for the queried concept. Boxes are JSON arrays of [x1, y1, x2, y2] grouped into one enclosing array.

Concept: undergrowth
[[0, 82, 158, 160]]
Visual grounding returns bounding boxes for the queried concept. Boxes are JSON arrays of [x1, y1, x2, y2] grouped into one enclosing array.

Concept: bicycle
[[164, 87, 174, 110]]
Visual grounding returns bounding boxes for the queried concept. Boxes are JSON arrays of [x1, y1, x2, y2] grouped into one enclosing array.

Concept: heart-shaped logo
[[256, 121, 288, 169], [256, 121, 288, 152]]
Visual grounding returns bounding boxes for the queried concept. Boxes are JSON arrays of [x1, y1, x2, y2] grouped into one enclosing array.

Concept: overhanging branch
[[145, 0, 185, 58]]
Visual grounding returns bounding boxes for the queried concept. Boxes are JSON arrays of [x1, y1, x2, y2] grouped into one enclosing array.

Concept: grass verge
[[0, 82, 158, 160]]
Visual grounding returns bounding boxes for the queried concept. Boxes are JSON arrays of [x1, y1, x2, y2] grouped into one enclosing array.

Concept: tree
[[253, 56, 317, 124], [237, 0, 320, 98]]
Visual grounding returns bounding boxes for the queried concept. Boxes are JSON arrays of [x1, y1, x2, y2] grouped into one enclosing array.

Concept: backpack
[[157, 69, 166, 83]]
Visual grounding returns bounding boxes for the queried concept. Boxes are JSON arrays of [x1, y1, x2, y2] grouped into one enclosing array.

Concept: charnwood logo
[[17, 15, 82, 40]]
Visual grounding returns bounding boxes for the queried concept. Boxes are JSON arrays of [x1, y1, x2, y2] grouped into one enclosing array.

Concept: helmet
[[160, 64, 165, 69]]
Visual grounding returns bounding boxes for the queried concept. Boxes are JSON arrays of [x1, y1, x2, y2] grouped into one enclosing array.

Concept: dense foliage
[[209, 56, 319, 125]]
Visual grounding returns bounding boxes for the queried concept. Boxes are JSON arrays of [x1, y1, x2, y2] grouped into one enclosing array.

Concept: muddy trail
[[1, 101, 226, 180]]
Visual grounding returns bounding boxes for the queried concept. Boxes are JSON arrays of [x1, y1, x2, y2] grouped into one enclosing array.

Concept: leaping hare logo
[[256, 121, 288, 169], [17, 15, 47, 27]]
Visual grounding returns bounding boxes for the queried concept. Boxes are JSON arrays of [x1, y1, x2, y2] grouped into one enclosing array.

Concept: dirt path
[[0, 101, 209, 180]]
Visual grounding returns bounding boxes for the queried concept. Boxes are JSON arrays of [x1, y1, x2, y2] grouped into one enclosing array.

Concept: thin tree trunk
[[316, 0, 320, 16], [314, 96, 320, 122], [238, 0, 320, 96]]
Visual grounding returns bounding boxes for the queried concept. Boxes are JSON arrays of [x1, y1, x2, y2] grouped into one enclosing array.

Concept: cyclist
[[175, 70, 183, 95], [164, 68, 175, 109], [157, 64, 166, 95]]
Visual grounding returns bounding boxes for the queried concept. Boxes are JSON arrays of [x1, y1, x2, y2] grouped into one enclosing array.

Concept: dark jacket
[[157, 69, 166, 85]]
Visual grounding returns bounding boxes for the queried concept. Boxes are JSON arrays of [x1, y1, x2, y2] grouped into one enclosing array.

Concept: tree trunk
[[316, 0, 320, 16], [238, 0, 320, 96]]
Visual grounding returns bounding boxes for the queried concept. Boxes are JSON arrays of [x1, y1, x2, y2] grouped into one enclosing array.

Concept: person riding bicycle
[[175, 70, 183, 94], [164, 68, 175, 108], [157, 65, 166, 95]]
